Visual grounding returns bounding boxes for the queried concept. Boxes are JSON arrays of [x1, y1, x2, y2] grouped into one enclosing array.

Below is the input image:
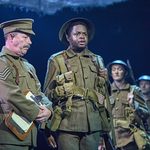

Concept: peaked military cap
[[59, 17, 95, 44], [107, 60, 130, 75], [0, 18, 35, 35]]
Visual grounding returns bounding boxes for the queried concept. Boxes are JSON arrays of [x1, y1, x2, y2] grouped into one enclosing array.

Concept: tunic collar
[[111, 82, 131, 92], [65, 47, 95, 58], [1, 46, 21, 60]]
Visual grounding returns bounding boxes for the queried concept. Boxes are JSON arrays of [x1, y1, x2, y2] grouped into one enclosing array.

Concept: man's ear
[[125, 70, 129, 77], [9, 33, 16, 40]]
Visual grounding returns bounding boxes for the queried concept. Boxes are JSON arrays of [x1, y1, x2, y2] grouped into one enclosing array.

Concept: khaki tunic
[[0, 47, 52, 146], [145, 99, 150, 134], [44, 48, 109, 132], [110, 82, 148, 147]]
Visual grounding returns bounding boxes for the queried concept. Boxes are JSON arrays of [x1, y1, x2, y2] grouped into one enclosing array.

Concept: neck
[[143, 93, 150, 101], [70, 46, 86, 53], [114, 80, 126, 89]]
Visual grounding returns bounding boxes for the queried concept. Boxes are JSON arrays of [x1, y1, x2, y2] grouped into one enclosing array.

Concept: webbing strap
[[62, 52, 72, 71], [55, 51, 69, 73], [5, 56, 19, 85]]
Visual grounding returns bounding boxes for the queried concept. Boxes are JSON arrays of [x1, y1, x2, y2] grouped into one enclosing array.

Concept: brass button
[[84, 76, 88, 79], [116, 98, 119, 101]]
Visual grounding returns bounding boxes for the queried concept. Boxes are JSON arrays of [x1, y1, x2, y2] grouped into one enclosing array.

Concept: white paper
[[11, 112, 33, 132]]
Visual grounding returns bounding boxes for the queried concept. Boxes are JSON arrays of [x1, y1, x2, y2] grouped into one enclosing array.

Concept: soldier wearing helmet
[[138, 75, 150, 136], [138, 75, 150, 102], [44, 18, 112, 150], [107, 60, 150, 150]]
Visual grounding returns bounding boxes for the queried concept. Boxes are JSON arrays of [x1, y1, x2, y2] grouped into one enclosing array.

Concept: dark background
[[0, 0, 150, 88], [0, 0, 150, 149]]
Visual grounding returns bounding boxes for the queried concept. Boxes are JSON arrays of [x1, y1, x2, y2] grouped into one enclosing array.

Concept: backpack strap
[[90, 54, 105, 75], [130, 85, 136, 93], [62, 52, 72, 72], [130, 85, 145, 107], [55, 51, 71, 73]]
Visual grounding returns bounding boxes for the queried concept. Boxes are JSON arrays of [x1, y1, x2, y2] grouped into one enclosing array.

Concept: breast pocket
[[12, 69, 26, 85], [26, 71, 37, 91], [121, 100, 129, 106], [121, 101, 130, 117], [70, 66, 79, 84], [89, 65, 97, 75], [88, 65, 98, 88]]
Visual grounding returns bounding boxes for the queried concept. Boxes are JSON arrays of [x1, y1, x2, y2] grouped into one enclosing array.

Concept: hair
[[4, 32, 18, 41]]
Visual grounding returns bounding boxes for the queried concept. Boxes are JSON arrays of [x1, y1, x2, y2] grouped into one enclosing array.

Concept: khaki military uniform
[[110, 82, 149, 149], [44, 48, 111, 150], [145, 99, 150, 136], [146, 100, 150, 112], [0, 47, 52, 148]]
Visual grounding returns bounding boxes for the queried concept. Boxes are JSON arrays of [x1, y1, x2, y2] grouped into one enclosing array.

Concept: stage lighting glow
[[0, 0, 127, 14]]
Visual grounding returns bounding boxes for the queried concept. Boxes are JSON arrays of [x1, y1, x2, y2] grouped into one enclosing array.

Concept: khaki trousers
[[57, 131, 100, 150], [0, 144, 35, 150]]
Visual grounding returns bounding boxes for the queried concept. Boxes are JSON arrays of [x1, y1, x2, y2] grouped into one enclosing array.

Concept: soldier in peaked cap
[[0, 18, 53, 150], [44, 17, 113, 150], [0, 18, 35, 35], [107, 60, 150, 150]]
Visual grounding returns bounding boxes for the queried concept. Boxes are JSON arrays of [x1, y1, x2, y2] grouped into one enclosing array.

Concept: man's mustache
[[23, 45, 30, 49]]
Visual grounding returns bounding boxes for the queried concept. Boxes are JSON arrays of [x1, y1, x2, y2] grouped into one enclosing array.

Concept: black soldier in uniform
[[43, 18, 113, 150]]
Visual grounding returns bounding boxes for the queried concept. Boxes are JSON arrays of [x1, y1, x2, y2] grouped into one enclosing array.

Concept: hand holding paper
[[36, 105, 52, 123]]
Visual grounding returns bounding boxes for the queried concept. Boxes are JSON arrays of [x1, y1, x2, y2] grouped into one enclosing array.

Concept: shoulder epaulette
[[88, 50, 103, 59], [0, 53, 3, 57], [49, 51, 65, 60], [0, 53, 9, 65], [0, 52, 7, 60], [96, 55, 104, 69], [22, 57, 28, 62], [130, 85, 141, 93], [130, 85, 145, 105], [23, 60, 35, 71]]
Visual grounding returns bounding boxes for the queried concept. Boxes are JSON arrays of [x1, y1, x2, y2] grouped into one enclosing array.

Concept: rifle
[[101, 132, 116, 150], [126, 59, 136, 85], [96, 56, 116, 148]]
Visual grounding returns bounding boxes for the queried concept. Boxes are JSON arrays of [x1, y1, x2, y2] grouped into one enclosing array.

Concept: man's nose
[[27, 37, 32, 44], [79, 33, 86, 38]]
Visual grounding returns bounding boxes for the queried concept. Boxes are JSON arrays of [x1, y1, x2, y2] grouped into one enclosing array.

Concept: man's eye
[[74, 33, 87, 36], [83, 33, 87, 36], [74, 33, 79, 36]]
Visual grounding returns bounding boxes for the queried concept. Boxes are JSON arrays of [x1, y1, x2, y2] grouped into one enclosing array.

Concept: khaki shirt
[[0, 46, 52, 146], [44, 48, 108, 132], [145, 99, 150, 133], [110, 82, 148, 147]]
